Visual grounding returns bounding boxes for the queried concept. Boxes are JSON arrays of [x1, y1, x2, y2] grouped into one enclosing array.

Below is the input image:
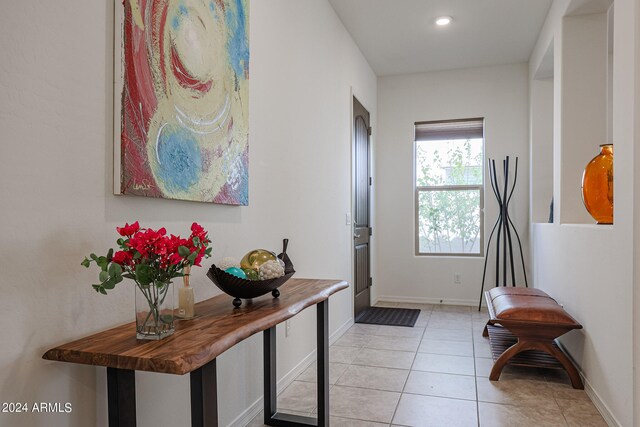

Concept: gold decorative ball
[[240, 249, 277, 273]]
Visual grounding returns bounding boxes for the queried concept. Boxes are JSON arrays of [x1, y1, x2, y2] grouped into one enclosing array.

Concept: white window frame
[[414, 119, 485, 257]]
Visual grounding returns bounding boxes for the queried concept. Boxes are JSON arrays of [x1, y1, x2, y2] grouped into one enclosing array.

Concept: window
[[415, 118, 484, 256]]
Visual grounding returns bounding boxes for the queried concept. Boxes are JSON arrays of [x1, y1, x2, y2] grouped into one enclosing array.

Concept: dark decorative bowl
[[206, 264, 295, 307]]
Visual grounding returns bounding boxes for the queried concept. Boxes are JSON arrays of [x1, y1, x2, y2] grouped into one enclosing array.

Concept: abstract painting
[[115, 0, 249, 204]]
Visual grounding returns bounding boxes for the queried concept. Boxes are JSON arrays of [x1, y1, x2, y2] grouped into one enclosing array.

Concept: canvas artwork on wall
[[115, 0, 249, 205]]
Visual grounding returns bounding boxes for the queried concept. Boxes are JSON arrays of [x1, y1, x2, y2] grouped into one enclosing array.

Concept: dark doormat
[[355, 307, 420, 327]]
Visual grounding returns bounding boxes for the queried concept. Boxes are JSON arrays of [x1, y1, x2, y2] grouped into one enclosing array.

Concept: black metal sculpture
[[478, 156, 528, 311]]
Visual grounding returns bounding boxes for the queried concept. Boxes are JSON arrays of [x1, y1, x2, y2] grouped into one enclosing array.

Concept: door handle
[[354, 233, 361, 238]]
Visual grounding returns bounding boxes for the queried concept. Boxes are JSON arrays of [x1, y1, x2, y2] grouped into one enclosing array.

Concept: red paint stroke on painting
[[121, 0, 160, 196], [153, 0, 170, 87], [170, 44, 213, 94]]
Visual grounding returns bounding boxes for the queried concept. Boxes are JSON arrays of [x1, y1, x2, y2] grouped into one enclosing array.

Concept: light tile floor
[[248, 303, 607, 427]]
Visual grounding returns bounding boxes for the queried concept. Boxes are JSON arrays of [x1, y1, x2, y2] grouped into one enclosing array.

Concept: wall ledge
[[559, 223, 614, 230], [532, 222, 614, 231]]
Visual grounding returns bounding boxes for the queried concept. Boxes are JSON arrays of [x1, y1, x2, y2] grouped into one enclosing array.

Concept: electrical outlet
[[285, 320, 291, 337], [454, 273, 461, 284]]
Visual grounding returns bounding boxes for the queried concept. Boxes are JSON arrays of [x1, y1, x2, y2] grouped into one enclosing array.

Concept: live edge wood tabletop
[[42, 278, 348, 375]]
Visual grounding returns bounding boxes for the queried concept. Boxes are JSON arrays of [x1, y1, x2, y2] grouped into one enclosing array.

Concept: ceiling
[[328, 0, 553, 76]]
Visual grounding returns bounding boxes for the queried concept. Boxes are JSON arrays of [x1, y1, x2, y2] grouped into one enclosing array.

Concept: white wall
[[559, 12, 608, 224], [375, 64, 529, 305], [634, 0, 640, 423], [529, 1, 635, 425], [530, 78, 554, 225], [0, 1, 377, 426]]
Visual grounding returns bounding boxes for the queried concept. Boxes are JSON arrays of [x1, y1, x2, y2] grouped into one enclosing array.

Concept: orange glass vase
[[581, 144, 613, 224]]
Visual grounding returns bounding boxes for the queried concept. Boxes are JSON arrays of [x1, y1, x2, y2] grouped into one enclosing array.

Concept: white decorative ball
[[259, 260, 285, 280], [218, 257, 240, 271]]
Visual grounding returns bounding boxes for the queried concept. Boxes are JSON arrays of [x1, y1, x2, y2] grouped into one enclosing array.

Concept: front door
[[353, 97, 372, 319]]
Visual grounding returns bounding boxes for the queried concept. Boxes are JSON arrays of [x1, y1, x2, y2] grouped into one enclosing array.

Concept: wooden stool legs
[[538, 342, 584, 389], [489, 340, 529, 381], [488, 336, 584, 390]]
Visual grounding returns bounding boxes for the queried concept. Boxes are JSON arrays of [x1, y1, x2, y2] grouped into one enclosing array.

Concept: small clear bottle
[[177, 265, 195, 319]]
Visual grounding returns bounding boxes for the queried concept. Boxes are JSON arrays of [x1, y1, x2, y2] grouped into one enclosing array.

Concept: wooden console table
[[43, 278, 348, 427]]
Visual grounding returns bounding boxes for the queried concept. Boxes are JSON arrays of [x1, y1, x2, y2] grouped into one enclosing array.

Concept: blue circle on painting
[[156, 124, 201, 192], [225, 267, 247, 279]]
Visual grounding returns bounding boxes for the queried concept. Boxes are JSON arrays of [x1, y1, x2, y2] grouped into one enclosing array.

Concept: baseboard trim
[[228, 317, 354, 427], [330, 317, 355, 346], [555, 341, 620, 427], [228, 348, 317, 427], [583, 377, 620, 427], [228, 397, 263, 427], [374, 295, 484, 307]]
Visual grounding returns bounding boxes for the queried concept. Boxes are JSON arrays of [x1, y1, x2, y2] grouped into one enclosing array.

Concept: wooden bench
[[483, 287, 584, 389]]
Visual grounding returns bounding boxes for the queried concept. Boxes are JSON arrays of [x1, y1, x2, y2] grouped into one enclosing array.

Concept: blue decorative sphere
[[225, 267, 247, 279]]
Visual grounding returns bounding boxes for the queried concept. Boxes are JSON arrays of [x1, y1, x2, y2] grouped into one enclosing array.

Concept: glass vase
[[581, 144, 613, 224], [135, 281, 174, 340]]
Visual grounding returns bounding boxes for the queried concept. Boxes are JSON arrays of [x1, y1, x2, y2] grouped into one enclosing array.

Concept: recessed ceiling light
[[436, 16, 452, 26]]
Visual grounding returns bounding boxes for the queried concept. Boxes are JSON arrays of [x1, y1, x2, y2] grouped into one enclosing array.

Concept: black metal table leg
[[107, 368, 136, 427], [316, 300, 329, 427], [264, 326, 277, 423], [191, 359, 218, 427], [263, 300, 330, 427]]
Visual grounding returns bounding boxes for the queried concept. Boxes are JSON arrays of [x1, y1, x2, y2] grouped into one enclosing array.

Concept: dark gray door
[[353, 97, 371, 319]]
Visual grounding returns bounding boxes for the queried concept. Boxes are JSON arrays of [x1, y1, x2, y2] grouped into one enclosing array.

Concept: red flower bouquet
[[82, 222, 212, 339]]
